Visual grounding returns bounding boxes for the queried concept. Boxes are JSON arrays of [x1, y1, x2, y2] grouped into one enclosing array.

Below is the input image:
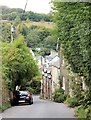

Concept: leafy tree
[[26, 29, 40, 48], [16, 23, 29, 37], [26, 26, 53, 49], [43, 36, 56, 50], [2, 35, 39, 91], [13, 15, 21, 26], [8, 12, 17, 21], [2, 22, 11, 42], [38, 27, 51, 42]]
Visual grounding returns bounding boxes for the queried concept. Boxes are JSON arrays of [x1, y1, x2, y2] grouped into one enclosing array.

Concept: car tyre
[[29, 100, 33, 105]]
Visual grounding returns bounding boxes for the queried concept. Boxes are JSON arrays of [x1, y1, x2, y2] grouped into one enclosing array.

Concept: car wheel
[[12, 99, 19, 106], [29, 101, 31, 105], [31, 101, 33, 104], [29, 100, 33, 105], [10, 99, 14, 106]]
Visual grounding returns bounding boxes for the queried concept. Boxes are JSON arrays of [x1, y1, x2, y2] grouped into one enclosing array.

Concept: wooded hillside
[[0, 6, 51, 22]]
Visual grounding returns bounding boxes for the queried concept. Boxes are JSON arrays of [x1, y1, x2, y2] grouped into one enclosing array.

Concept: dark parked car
[[12, 90, 33, 105]]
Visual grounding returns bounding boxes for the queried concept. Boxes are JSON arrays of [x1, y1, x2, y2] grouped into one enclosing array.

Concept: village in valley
[[0, 1, 91, 119]]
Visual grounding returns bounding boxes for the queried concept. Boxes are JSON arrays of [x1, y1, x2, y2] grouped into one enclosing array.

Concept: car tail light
[[28, 92, 30, 97]]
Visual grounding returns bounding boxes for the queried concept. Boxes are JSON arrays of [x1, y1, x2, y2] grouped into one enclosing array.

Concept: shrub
[[52, 88, 66, 103], [33, 87, 40, 94], [85, 105, 91, 120], [75, 105, 91, 119], [67, 97, 79, 107], [75, 105, 87, 119], [27, 86, 40, 95], [27, 87, 34, 94], [57, 94, 66, 103]]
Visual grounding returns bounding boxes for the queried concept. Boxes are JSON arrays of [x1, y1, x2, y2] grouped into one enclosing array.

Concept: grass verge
[[0, 102, 11, 112]]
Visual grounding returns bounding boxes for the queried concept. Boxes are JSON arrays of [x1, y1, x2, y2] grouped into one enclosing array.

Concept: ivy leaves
[[52, 2, 91, 75], [52, 2, 91, 100]]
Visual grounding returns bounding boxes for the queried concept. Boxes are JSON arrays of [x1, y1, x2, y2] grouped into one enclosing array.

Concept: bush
[[75, 105, 87, 119], [29, 79, 41, 95], [75, 105, 91, 119], [52, 88, 66, 103], [27, 86, 40, 95], [57, 94, 66, 103], [67, 97, 79, 107], [33, 87, 40, 94], [27, 87, 34, 94], [85, 105, 91, 120]]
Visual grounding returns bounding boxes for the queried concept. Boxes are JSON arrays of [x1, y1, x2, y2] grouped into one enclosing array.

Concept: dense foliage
[[52, 1, 91, 100], [52, 88, 66, 103], [1, 21, 56, 52], [26, 26, 56, 49], [27, 80, 41, 94], [2, 35, 39, 91], [1, 22, 11, 42]]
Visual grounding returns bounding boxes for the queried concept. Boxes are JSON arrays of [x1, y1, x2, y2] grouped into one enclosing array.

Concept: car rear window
[[19, 91, 28, 95]]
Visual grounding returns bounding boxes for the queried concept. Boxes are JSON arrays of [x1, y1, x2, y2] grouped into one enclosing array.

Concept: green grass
[[0, 102, 11, 112]]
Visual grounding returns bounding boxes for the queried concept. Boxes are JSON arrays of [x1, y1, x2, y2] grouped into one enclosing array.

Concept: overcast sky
[[0, 0, 52, 14]]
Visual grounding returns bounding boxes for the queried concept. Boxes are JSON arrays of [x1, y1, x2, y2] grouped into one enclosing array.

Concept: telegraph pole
[[24, 0, 28, 12]]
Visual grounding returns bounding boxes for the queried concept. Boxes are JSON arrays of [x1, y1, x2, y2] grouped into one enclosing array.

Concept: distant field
[[1, 20, 54, 29], [23, 21, 54, 29]]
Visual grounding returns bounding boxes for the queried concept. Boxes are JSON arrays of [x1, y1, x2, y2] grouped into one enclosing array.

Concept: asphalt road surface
[[1, 95, 77, 118]]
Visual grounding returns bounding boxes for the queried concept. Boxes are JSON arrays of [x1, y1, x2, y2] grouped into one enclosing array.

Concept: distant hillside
[[0, 6, 23, 14], [0, 6, 51, 22]]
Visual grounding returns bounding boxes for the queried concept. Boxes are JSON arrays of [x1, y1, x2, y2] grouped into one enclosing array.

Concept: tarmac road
[[1, 95, 77, 118]]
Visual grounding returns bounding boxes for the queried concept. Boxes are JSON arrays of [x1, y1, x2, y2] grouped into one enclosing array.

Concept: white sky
[[0, 0, 52, 14]]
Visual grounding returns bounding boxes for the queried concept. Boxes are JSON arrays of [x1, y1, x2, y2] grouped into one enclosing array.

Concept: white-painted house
[[45, 51, 60, 93], [49, 56, 60, 93], [36, 55, 45, 70]]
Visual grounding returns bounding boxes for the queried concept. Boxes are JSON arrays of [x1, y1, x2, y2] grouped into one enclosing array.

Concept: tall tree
[[2, 35, 39, 91]]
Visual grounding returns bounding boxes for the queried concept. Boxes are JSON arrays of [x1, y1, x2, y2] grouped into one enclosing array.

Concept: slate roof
[[49, 57, 60, 69], [45, 51, 58, 62]]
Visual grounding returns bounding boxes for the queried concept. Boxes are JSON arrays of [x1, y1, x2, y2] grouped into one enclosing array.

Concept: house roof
[[49, 56, 60, 69], [36, 56, 44, 60], [36, 56, 42, 60], [46, 51, 58, 62], [51, 59, 60, 69]]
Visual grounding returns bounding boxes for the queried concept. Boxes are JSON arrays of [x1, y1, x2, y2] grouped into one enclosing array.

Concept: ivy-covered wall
[[52, 1, 91, 103]]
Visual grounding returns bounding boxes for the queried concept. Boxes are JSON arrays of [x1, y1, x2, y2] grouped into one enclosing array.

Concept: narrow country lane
[[0, 114, 2, 120], [1, 96, 77, 118]]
